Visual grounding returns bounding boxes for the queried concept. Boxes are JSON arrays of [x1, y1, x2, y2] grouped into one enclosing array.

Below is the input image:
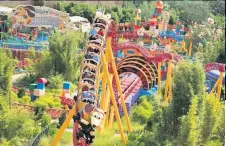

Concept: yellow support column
[[109, 106, 115, 129], [101, 52, 126, 146], [98, 74, 107, 134], [216, 72, 224, 101], [100, 75, 107, 109], [168, 60, 172, 101], [188, 41, 192, 57], [106, 38, 132, 132], [210, 78, 220, 94], [158, 62, 162, 95], [168, 70, 172, 101], [102, 75, 112, 130], [50, 105, 76, 146], [164, 60, 172, 104], [95, 69, 101, 97], [164, 63, 169, 103], [181, 41, 186, 52], [105, 102, 110, 128]]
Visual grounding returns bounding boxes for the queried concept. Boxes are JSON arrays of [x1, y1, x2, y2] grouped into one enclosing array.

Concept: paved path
[[12, 73, 26, 83], [51, 119, 74, 133]]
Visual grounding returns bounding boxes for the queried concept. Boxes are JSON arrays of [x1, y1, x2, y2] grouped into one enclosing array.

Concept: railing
[[27, 125, 50, 146]]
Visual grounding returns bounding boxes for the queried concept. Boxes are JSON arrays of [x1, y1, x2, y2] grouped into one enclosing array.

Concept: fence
[[27, 126, 50, 146]]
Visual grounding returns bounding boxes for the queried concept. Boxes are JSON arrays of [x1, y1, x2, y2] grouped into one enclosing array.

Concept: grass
[[56, 132, 73, 146], [39, 136, 50, 146], [44, 107, 145, 146], [93, 128, 123, 146], [93, 115, 145, 146], [112, 116, 145, 133], [44, 118, 144, 146], [42, 132, 73, 146]]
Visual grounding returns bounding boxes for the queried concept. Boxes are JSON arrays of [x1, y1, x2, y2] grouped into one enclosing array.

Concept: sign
[[12, 5, 69, 28], [204, 63, 225, 72]]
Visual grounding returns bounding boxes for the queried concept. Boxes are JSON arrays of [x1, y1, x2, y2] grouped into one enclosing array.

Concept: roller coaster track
[[51, 12, 187, 146], [70, 14, 160, 146], [116, 23, 191, 32], [72, 16, 118, 146]]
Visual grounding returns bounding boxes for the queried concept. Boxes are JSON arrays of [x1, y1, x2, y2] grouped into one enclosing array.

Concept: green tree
[[0, 49, 15, 107], [48, 74, 64, 89], [9, 136, 23, 146], [2, 109, 37, 141], [177, 96, 199, 146], [58, 110, 67, 128], [34, 0, 44, 6], [167, 1, 211, 24], [111, 12, 119, 24], [40, 114, 51, 128], [139, 1, 155, 21], [48, 30, 84, 82], [199, 94, 223, 144], [33, 50, 54, 78], [56, 1, 67, 11], [132, 96, 153, 124], [27, 47, 36, 60], [34, 101, 48, 125], [208, 1, 225, 15], [169, 60, 205, 137], [17, 88, 25, 98], [121, 8, 136, 23], [0, 95, 9, 137], [168, 16, 175, 25]]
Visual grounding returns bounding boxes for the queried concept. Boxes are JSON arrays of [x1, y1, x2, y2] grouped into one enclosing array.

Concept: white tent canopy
[[0, 6, 13, 15], [69, 16, 89, 23], [66, 16, 90, 33]]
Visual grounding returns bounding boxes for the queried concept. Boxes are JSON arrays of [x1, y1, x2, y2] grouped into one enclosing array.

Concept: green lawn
[[39, 132, 73, 146], [40, 112, 144, 146]]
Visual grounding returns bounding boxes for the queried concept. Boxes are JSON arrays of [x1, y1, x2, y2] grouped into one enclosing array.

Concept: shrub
[[17, 88, 25, 98], [40, 114, 51, 128], [38, 136, 50, 146], [47, 74, 64, 90], [132, 97, 153, 124], [34, 100, 48, 122], [15, 73, 37, 88], [20, 95, 31, 104], [58, 110, 67, 128], [48, 123, 58, 136], [34, 96, 61, 108]]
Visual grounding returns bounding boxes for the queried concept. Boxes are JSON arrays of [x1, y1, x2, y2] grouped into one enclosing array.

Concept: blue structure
[[0, 41, 42, 50], [36, 31, 48, 42], [37, 83, 45, 90], [206, 70, 225, 92], [63, 82, 71, 90], [205, 80, 211, 93], [139, 86, 158, 97], [30, 94, 37, 101], [117, 50, 125, 58], [159, 30, 183, 42]]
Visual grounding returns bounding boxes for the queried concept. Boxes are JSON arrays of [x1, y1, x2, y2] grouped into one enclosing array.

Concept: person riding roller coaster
[[73, 103, 105, 144], [85, 52, 100, 64], [76, 122, 96, 144], [97, 28, 104, 36]]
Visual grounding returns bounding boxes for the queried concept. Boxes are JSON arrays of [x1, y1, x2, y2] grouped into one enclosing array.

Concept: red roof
[[37, 78, 48, 84]]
